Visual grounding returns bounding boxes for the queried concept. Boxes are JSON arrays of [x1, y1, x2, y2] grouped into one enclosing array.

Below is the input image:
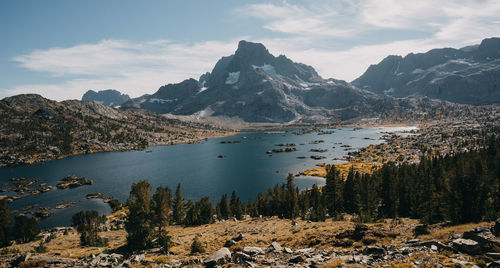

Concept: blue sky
[[1, 0, 499, 100]]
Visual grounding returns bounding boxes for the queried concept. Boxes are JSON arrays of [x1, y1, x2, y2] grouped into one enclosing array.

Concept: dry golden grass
[[419, 222, 493, 242], [5, 229, 126, 259], [322, 259, 347, 267]]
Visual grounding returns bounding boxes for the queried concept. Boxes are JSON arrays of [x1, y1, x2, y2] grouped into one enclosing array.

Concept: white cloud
[[8, 39, 239, 100], [235, 2, 358, 38]]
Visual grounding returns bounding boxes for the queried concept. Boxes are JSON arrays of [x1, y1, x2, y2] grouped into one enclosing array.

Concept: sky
[[1, 0, 499, 101]]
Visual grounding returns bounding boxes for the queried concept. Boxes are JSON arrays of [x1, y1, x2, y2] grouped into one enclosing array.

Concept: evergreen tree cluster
[[216, 191, 245, 221], [126, 180, 173, 251], [72, 210, 108, 247], [0, 200, 39, 247], [251, 137, 500, 224]]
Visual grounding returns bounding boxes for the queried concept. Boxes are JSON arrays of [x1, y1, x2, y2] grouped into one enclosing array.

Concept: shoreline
[[0, 131, 239, 169], [297, 124, 419, 178], [0, 120, 413, 169]]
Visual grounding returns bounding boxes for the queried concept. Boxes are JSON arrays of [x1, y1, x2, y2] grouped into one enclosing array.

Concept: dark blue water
[[0, 126, 415, 228]]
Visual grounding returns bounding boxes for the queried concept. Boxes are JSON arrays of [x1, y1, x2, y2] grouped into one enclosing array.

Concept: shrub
[[190, 237, 205, 254], [34, 241, 47, 253]]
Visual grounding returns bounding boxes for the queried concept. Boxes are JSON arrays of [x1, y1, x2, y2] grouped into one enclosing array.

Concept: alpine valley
[[1, 37, 500, 268]]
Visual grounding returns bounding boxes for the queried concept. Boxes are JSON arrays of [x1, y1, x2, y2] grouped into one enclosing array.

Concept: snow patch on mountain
[[225, 72, 240, 85], [295, 75, 320, 89], [149, 98, 177, 104], [252, 64, 277, 76], [411, 68, 424, 75]]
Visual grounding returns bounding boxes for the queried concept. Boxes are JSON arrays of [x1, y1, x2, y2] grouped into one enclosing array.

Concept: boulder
[[417, 240, 456, 252], [204, 247, 231, 267], [233, 233, 244, 242], [243, 246, 264, 256], [233, 252, 255, 262], [353, 254, 373, 264], [463, 230, 495, 246], [130, 254, 145, 263], [308, 254, 325, 264], [452, 239, 481, 255], [289, 255, 306, 263], [295, 248, 315, 257], [224, 239, 236, 247], [267, 242, 283, 253], [362, 246, 386, 257]]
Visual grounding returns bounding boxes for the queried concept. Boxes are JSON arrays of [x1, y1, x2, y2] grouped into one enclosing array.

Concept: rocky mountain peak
[[474, 37, 500, 60], [227, 40, 275, 72], [81, 89, 130, 107]]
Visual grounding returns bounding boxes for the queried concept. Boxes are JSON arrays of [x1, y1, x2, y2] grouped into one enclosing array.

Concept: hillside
[[0, 94, 230, 167], [353, 37, 500, 105]]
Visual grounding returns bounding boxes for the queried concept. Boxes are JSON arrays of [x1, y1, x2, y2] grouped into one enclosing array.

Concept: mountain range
[[120, 40, 388, 122], [353, 37, 500, 105], [94, 38, 500, 123]]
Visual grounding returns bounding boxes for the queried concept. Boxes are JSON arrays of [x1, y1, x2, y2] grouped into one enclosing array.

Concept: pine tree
[[153, 186, 172, 231], [357, 174, 379, 222], [0, 199, 12, 247], [197, 197, 214, 224], [216, 194, 231, 220], [246, 199, 258, 217], [172, 184, 186, 224], [13, 215, 39, 243], [379, 165, 398, 218], [324, 165, 343, 217], [230, 191, 244, 220], [343, 168, 359, 214], [256, 193, 270, 217], [310, 184, 326, 221], [126, 180, 154, 250], [285, 174, 299, 219], [72, 210, 108, 247], [184, 200, 198, 226], [298, 190, 310, 220], [158, 230, 173, 253]]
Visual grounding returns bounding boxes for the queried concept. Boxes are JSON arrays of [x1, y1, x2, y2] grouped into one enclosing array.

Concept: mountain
[[122, 40, 394, 123], [82, 89, 131, 107], [352, 37, 500, 105], [0, 94, 228, 166]]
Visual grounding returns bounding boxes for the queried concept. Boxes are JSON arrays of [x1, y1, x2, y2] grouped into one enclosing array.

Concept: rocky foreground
[[2, 216, 499, 267]]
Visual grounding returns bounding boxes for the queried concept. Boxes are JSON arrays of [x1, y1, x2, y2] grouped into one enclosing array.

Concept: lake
[[0, 126, 416, 228]]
